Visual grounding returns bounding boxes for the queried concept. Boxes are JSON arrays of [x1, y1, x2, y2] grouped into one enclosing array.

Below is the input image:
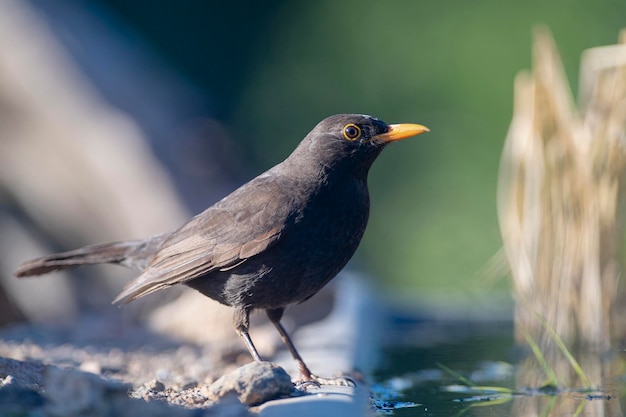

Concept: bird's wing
[[113, 175, 294, 303]]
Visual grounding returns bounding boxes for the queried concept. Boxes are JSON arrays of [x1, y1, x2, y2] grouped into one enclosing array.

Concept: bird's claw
[[294, 379, 321, 390], [295, 374, 357, 390], [314, 375, 357, 387]]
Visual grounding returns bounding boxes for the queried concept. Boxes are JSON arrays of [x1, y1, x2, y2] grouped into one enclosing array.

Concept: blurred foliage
[[100, 0, 626, 297]]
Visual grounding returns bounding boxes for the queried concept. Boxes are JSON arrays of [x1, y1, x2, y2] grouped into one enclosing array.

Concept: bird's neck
[[278, 155, 370, 192], [280, 141, 380, 188]]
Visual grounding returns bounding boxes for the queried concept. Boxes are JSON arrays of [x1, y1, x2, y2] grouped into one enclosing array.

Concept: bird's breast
[[258, 178, 370, 303]]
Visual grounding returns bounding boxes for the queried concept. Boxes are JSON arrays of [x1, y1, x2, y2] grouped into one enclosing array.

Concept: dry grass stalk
[[498, 28, 626, 348]]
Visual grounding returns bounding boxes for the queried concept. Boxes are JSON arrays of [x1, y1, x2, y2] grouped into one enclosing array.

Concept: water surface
[[373, 315, 625, 416]]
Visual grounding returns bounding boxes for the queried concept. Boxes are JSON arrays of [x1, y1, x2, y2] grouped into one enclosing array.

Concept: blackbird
[[15, 114, 428, 383]]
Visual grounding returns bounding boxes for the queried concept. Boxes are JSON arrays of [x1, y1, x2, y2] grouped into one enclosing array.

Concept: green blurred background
[[96, 0, 626, 298]]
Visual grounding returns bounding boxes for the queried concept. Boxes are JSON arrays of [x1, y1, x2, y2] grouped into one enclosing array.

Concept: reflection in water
[[512, 339, 623, 417], [374, 319, 625, 417]]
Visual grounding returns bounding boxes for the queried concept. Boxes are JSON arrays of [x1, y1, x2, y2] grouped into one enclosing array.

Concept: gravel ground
[[0, 276, 373, 416], [0, 310, 300, 416], [0, 281, 365, 416]]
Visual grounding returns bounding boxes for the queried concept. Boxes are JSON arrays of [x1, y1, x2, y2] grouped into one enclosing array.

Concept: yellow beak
[[374, 123, 430, 143]]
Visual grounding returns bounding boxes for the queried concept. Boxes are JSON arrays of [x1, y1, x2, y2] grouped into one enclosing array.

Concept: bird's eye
[[342, 124, 362, 141]]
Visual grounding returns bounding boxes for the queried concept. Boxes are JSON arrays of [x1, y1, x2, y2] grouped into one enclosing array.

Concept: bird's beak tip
[[375, 123, 430, 143]]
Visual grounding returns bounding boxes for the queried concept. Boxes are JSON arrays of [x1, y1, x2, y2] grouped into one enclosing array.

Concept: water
[[372, 315, 625, 416]]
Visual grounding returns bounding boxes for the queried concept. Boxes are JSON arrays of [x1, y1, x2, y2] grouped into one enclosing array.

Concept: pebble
[[146, 379, 166, 392], [203, 361, 294, 406], [0, 375, 15, 387]]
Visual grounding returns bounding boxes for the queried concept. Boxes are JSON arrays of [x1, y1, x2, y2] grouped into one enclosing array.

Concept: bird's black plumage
[[16, 114, 428, 382]]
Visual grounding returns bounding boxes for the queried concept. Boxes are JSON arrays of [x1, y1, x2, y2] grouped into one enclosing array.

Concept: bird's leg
[[265, 308, 356, 387], [265, 307, 314, 380], [233, 307, 263, 362]]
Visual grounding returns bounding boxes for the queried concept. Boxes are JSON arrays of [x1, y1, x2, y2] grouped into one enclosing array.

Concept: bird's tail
[[15, 235, 166, 277]]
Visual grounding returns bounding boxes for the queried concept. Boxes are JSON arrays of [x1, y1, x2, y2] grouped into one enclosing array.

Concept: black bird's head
[[284, 114, 429, 179]]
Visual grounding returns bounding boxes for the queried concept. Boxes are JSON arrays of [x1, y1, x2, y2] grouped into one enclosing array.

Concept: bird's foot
[[294, 373, 357, 390], [294, 379, 321, 391]]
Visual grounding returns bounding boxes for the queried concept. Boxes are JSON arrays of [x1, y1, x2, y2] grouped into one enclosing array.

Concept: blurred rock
[[0, 386, 45, 414], [147, 378, 166, 392], [0, 0, 192, 317], [0, 356, 45, 389], [203, 362, 294, 406], [43, 366, 127, 416]]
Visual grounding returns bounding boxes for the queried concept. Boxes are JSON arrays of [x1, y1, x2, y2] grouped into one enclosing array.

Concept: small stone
[[203, 361, 293, 406], [146, 379, 166, 392], [0, 375, 14, 387]]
